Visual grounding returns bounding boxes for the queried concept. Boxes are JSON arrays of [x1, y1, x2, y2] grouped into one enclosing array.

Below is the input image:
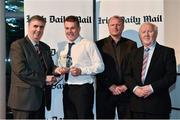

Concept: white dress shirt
[[133, 42, 156, 92], [58, 36, 104, 85]]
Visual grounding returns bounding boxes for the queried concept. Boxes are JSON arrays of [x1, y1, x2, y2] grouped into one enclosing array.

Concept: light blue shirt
[[143, 42, 156, 80]]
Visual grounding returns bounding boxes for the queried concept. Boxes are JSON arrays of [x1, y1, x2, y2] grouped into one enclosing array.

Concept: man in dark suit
[[124, 22, 177, 119], [96, 15, 137, 119], [8, 15, 61, 119]]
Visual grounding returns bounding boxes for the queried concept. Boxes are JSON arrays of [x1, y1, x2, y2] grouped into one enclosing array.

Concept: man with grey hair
[[124, 22, 176, 118], [96, 15, 137, 119]]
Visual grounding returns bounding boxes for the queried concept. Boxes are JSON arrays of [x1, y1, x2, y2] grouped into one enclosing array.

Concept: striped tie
[[35, 44, 47, 73], [35, 44, 40, 54], [141, 48, 150, 84]]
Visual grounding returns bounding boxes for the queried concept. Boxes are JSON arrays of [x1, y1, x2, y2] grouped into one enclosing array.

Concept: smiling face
[[28, 19, 45, 43], [139, 23, 158, 47], [64, 21, 80, 42]]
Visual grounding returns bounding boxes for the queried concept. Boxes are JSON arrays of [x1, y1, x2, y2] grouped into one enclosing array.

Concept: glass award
[[58, 52, 72, 68], [66, 55, 72, 68]]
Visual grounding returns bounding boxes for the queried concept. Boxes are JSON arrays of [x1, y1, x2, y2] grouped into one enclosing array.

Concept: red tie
[[141, 48, 150, 84]]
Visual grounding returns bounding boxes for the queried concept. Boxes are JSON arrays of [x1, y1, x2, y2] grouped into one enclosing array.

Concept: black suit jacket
[[124, 43, 177, 114], [96, 36, 137, 100], [8, 36, 56, 111]]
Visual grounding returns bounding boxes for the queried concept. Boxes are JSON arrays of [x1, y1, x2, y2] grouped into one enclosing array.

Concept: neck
[[111, 35, 120, 44]]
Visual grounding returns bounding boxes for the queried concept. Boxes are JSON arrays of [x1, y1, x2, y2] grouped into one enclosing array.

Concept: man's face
[[64, 21, 80, 42], [139, 24, 157, 47], [28, 19, 45, 42], [108, 17, 124, 37]]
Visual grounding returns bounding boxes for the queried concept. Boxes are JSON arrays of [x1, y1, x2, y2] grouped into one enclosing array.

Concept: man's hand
[[134, 85, 153, 98], [70, 66, 81, 76], [55, 67, 69, 75], [115, 85, 128, 94], [46, 75, 57, 85], [141, 85, 153, 98], [134, 86, 146, 97], [109, 85, 127, 95]]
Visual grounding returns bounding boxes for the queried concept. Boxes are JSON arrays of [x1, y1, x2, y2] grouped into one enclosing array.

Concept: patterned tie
[[35, 44, 47, 73], [141, 48, 150, 84], [65, 42, 75, 81], [35, 44, 40, 54]]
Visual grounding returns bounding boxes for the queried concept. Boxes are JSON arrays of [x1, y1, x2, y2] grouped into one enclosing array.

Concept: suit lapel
[[25, 36, 38, 56], [39, 43, 48, 73], [137, 47, 144, 83], [25, 37, 46, 72], [146, 43, 160, 76]]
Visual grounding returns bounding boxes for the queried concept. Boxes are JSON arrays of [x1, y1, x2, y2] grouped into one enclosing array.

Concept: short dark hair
[[28, 15, 46, 24], [64, 15, 80, 27]]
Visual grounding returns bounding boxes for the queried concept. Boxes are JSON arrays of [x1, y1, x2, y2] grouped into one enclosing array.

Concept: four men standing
[[8, 15, 177, 119]]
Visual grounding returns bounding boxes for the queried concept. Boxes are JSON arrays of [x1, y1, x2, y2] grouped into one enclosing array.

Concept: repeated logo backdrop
[[24, 0, 165, 119]]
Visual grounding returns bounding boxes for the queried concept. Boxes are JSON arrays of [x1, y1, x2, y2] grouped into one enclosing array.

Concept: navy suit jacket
[[124, 43, 177, 114]]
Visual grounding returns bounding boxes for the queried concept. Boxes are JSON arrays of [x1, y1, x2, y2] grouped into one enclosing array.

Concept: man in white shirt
[[58, 15, 104, 119]]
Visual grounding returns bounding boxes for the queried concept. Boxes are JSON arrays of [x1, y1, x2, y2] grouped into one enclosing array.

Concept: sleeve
[[10, 41, 45, 88], [80, 41, 104, 75], [151, 48, 177, 92]]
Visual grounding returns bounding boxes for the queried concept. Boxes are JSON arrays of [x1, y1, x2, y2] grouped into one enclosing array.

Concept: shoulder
[[11, 37, 26, 48], [157, 43, 175, 53], [39, 41, 50, 49], [121, 37, 136, 45], [80, 38, 95, 45], [96, 37, 109, 46]]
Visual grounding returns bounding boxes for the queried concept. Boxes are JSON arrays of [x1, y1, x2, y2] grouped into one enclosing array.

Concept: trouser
[[131, 112, 170, 119], [63, 83, 94, 119], [11, 102, 45, 119], [96, 91, 130, 119]]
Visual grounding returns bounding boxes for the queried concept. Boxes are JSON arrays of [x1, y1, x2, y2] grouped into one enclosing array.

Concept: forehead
[[140, 24, 154, 31], [109, 17, 123, 23], [64, 21, 78, 27], [29, 19, 45, 26]]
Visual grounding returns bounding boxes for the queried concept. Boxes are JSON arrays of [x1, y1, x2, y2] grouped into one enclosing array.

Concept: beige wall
[[164, 0, 180, 72]]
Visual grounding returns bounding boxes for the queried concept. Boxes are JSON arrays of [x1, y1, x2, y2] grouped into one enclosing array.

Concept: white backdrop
[[24, 0, 174, 119], [96, 0, 164, 47], [24, 0, 94, 119]]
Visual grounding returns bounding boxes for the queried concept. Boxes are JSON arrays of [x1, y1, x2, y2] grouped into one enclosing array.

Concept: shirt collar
[[27, 35, 39, 46], [68, 35, 83, 44], [144, 41, 156, 51]]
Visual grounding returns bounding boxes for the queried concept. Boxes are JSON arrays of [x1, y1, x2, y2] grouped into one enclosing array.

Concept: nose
[[37, 27, 41, 31], [144, 31, 149, 36]]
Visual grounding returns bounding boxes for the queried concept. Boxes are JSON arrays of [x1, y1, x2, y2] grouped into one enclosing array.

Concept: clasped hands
[[109, 84, 128, 95], [133, 85, 153, 98]]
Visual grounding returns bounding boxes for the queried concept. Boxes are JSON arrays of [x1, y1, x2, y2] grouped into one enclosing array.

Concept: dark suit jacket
[[8, 36, 56, 111], [96, 36, 137, 101], [124, 43, 177, 114]]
